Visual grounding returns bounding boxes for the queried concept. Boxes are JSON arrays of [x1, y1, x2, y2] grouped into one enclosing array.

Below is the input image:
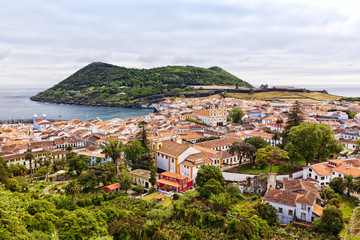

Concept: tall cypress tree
[[285, 101, 304, 131], [137, 121, 150, 153]]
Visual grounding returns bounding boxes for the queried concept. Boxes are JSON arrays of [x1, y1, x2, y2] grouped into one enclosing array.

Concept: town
[[1, 96, 360, 239]]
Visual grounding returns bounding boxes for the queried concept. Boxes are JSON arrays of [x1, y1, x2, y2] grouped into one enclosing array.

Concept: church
[[193, 103, 227, 127]]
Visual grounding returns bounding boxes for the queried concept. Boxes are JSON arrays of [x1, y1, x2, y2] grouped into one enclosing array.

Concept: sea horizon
[[0, 84, 359, 122]]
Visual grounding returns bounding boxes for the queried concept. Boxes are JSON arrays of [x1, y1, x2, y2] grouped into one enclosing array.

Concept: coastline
[[29, 86, 332, 109]]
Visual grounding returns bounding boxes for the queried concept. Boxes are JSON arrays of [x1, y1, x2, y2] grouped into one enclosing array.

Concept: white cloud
[[0, 0, 359, 86]]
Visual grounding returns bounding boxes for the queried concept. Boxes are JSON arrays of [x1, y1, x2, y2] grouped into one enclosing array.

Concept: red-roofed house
[[104, 182, 121, 193], [156, 172, 193, 193]]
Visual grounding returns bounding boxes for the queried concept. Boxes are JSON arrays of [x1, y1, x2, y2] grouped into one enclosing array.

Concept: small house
[[104, 182, 121, 193]]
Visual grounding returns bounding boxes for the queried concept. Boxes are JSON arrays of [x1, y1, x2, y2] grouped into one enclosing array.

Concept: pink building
[[156, 172, 193, 193]]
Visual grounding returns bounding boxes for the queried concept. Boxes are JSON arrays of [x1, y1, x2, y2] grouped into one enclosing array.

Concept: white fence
[[223, 170, 304, 182], [276, 170, 304, 181], [222, 172, 257, 182]]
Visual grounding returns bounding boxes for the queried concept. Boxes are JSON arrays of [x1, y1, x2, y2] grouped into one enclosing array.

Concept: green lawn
[[237, 164, 280, 174], [142, 192, 174, 208]]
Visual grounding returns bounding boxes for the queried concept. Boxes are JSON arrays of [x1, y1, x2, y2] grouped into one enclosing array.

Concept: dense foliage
[[32, 62, 252, 105], [286, 122, 343, 164]]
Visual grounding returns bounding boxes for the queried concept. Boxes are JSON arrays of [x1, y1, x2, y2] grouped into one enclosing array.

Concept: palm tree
[[65, 180, 80, 203], [43, 153, 52, 182], [275, 118, 283, 132], [350, 206, 360, 237], [120, 173, 132, 194], [66, 145, 73, 153], [101, 139, 123, 174], [25, 150, 35, 182], [343, 175, 360, 196]]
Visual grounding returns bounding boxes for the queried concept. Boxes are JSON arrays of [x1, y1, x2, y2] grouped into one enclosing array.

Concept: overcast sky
[[0, 0, 359, 87]]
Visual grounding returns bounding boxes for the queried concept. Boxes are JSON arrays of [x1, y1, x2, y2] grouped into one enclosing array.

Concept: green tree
[[329, 177, 346, 193], [284, 101, 304, 131], [0, 158, 9, 188], [255, 145, 289, 173], [124, 140, 144, 168], [131, 153, 154, 171], [195, 165, 224, 188], [7, 178, 21, 192], [137, 121, 150, 153], [119, 170, 132, 193], [208, 193, 232, 211], [65, 180, 80, 203], [199, 179, 224, 198], [313, 205, 344, 235], [133, 185, 144, 194], [244, 137, 270, 150], [78, 165, 112, 190], [229, 142, 256, 165], [58, 208, 107, 239], [66, 145, 73, 153], [149, 167, 157, 187], [43, 153, 52, 182], [253, 202, 279, 226], [25, 150, 35, 181], [101, 139, 123, 174], [348, 111, 357, 119], [226, 183, 243, 199], [287, 122, 343, 164], [275, 118, 284, 132], [229, 107, 244, 123], [68, 154, 90, 176]]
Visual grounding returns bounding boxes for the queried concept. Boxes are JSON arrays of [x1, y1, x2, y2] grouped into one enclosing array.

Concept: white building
[[303, 159, 360, 187], [264, 178, 323, 224]]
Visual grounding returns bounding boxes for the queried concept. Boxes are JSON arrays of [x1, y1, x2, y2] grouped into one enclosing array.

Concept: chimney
[[347, 165, 350, 169]]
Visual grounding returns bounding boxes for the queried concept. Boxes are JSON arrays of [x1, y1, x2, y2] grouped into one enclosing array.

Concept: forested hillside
[[30, 62, 252, 106]]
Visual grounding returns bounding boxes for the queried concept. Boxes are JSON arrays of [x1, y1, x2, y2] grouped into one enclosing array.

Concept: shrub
[[147, 209, 172, 224], [202, 212, 225, 228], [324, 187, 336, 200], [133, 185, 144, 194], [328, 197, 341, 206], [313, 205, 344, 235], [148, 187, 155, 194], [172, 193, 180, 200], [199, 179, 224, 198], [253, 203, 279, 226], [189, 209, 202, 225], [180, 229, 203, 240]]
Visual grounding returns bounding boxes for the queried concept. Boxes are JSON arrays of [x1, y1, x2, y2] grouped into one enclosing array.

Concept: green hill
[[31, 62, 253, 106]]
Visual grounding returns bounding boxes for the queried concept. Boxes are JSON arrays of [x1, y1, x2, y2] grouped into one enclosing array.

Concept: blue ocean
[[0, 86, 153, 121], [0, 85, 359, 121]]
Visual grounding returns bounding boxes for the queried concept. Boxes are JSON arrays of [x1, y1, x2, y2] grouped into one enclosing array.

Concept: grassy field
[[226, 91, 341, 101], [142, 192, 174, 208]]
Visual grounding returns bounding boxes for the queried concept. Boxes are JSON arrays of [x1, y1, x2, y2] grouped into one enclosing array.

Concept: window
[[301, 204, 306, 210], [288, 210, 293, 216], [278, 207, 283, 213], [315, 175, 318, 180], [309, 168, 312, 172], [321, 176, 324, 180], [301, 213, 306, 220]]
